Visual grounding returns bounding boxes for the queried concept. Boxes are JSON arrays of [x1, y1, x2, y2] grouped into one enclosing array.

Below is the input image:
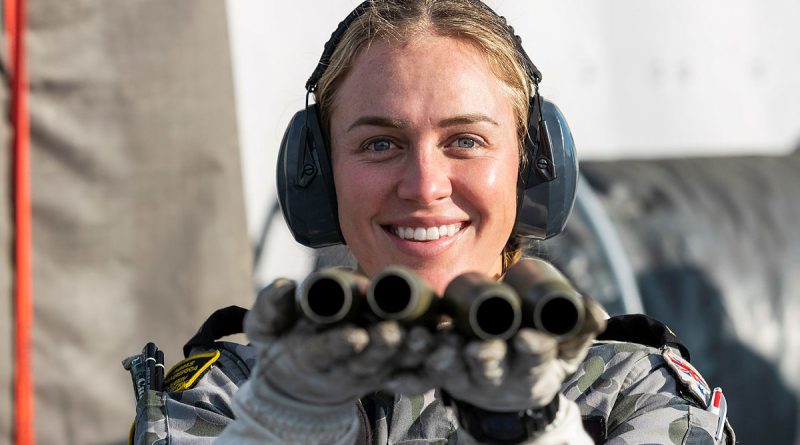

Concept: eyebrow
[[346, 113, 499, 132], [438, 113, 499, 127], [347, 116, 408, 132]]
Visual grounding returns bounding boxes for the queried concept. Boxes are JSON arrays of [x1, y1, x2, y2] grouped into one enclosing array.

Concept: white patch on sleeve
[[661, 347, 712, 407]]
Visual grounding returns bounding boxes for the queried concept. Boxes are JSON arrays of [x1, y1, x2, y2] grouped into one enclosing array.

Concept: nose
[[396, 147, 452, 205]]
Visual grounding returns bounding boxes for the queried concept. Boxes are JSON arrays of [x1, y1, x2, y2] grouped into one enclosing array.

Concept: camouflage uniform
[[128, 335, 734, 444]]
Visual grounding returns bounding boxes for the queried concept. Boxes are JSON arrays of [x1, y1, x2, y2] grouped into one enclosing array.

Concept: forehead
[[331, 34, 514, 125]]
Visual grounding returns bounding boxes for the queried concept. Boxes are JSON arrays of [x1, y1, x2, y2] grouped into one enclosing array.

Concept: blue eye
[[455, 138, 476, 148], [367, 139, 393, 152]]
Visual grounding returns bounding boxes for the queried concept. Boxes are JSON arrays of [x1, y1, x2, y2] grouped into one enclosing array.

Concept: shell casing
[[367, 265, 437, 323], [443, 272, 522, 340], [503, 258, 585, 339], [298, 268, 368, 324]]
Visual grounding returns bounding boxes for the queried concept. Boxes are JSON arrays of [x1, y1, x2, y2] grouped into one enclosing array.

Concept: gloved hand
[[427, 294, 607, 412], [218, 277, 431, 445], [246, 277, 412, 405]]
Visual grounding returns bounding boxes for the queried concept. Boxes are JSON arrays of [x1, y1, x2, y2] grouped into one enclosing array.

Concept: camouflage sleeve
[[563, 342, 735, 445], [130, 343, 254, 445]]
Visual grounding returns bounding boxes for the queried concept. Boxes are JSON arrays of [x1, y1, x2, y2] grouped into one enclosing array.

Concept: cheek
[[482, 154, 519, 211], [333, 160, 387, 230], [506, 154, 521, 211], [497, 164, 520, 229], [471, 153, 519, 240], [333, 161, 362, 223]]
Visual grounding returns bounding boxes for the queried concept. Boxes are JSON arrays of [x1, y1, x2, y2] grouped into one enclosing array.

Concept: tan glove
[[246, 278, 413, 405], [219, 278, 432, 445], [427, 294, 607, 412]]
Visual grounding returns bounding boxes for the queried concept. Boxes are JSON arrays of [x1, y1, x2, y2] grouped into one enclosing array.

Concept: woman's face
[[329, 34, 520, 294]]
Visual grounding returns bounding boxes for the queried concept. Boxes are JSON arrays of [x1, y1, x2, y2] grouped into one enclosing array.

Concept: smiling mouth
[[385, 223, 464, 241]]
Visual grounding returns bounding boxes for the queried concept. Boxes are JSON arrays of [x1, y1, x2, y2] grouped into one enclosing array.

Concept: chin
[[411, 266, 463, 296], [422, 276, 450, 296]]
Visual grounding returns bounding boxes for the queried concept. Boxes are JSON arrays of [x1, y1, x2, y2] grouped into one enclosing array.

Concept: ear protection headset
[[277, 0, 578, 248]]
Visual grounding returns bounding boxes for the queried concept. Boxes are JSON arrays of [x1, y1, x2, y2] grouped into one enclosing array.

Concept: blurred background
[[1, 0, 798, 444]]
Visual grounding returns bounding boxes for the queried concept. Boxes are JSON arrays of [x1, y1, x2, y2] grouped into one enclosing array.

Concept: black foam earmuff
[[276, 104, 344, 247], [276, 0, 578, 248], [517, 97, 579, 240]]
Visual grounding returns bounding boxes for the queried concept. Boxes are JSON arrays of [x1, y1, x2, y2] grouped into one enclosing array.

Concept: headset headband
[[305, 0, 542, 93]]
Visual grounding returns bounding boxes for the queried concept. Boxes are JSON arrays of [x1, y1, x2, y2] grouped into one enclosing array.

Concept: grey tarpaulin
[[574, 155, 800, 445], [1, 2, 252, 444]]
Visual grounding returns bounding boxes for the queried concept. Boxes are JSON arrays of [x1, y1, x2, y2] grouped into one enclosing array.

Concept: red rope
[[6, 0, 35, 441]]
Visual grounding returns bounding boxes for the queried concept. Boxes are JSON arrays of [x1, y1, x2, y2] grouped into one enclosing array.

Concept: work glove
[[247, 278, 411, 405], [431, 299, 604, 410], [427, 292, 606, 443], [218, 278, 410, 444]]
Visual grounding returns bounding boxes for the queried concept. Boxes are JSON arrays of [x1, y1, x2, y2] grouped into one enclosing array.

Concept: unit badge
[[661, 346, 711, 407], [163, 350, 221, 392]]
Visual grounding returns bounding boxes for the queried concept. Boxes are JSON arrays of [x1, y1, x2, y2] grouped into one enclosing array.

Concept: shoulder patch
[[163, 350, 220, 392], [661, 346, 711, 407]]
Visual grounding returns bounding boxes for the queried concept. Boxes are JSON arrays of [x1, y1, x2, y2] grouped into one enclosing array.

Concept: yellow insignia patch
[[163, 350, 221, 392]]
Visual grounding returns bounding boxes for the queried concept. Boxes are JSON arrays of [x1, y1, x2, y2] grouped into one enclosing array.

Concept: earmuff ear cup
[[515, 99, 578, 240], [276, 104, 344, 248]]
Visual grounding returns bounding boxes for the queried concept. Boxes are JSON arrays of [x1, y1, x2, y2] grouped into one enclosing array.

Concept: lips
[[375, 219, 470, 261]]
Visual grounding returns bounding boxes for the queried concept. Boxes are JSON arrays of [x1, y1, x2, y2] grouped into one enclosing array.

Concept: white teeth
[[394, 224, 462, 241]]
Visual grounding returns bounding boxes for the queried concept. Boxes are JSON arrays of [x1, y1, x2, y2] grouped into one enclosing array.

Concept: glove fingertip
[[326, 325, 371, 355], [513, 328, 557, 356], [581, 295, 608, 335], [247, 279, 300, 339], [464, 339, 507, 361], [370, 320, 404, 349]]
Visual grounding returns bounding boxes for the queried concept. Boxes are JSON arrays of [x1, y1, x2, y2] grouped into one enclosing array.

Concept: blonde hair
[[316, 0, 532, 143], [315, 0, 534, 269]]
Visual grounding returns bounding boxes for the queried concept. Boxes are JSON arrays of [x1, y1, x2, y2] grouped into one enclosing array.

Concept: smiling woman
[[127, 1, 735, 444]]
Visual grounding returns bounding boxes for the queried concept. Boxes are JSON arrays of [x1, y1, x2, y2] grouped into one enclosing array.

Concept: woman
[[129, 1, 734, 443]]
